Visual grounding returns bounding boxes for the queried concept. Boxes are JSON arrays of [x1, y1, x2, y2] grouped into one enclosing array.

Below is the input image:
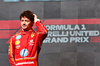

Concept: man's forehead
[[21, 16, 29, 20]]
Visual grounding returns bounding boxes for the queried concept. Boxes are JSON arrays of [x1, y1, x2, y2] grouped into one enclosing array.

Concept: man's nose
[[23, 21, 26, 24]]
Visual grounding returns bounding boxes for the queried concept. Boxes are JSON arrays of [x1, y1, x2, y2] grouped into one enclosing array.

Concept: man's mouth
[[22, 25, 27, 27]]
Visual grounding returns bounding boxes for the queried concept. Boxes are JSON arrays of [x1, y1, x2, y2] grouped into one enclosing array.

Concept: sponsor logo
[[16, 45, 20, 49], [15, 40, 20, 45], [16, 35, 21, 39], [31, 34, 34, 38], [20, 49, 28, 57], [28, 39, 34, 46]]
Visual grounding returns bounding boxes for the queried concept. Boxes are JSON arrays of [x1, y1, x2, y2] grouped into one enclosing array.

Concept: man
[[8, 10, 48, 66]]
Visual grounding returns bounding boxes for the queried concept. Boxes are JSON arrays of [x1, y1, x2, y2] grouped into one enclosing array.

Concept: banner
[[43, 19, 100, 44], [0, 19, 100, 44]]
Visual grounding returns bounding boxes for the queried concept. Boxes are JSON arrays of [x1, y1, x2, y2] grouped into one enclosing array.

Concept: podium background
[[0, 0, 100, 66]]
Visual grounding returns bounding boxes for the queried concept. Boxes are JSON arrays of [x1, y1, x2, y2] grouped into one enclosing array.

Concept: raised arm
[[34, 14, 48, 48]]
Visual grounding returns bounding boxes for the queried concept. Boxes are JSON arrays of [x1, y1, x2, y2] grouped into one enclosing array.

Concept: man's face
[[21, 16, 33, 31]]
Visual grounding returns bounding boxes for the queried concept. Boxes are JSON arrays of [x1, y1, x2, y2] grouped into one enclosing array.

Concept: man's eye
[[25, 20, 29, 22]]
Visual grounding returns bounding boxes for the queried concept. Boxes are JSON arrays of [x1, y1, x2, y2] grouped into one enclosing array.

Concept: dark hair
[[20, 10, 34, 22]]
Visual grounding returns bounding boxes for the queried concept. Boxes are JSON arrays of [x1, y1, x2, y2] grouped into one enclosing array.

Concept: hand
[[33, 14, 38, 20], [33, 14, 40, 23]]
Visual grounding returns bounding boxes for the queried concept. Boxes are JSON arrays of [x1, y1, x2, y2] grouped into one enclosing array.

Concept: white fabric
[[16, 61, 34, 65]]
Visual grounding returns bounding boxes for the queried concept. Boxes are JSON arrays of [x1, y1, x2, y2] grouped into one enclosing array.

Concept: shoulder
[[11, 32, 21, 39]]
